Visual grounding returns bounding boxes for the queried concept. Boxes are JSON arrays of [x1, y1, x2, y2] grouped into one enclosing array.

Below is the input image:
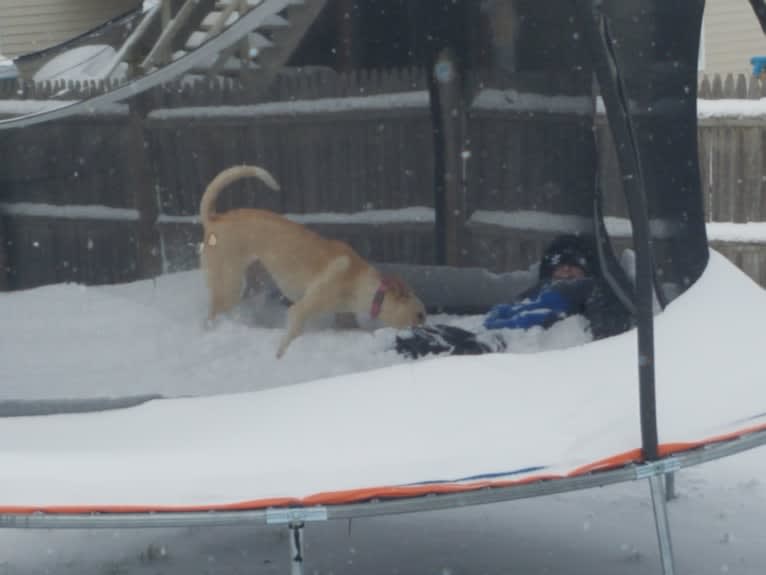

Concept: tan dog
[[200, 165, 427, 357]]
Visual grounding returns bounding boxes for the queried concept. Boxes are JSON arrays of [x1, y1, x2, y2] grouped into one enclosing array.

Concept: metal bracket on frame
[[266, 507, 329, 525], [265, 508, 328, 575], [633, 458, 681, 481]]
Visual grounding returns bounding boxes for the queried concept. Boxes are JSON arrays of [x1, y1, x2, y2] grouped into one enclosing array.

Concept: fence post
[[431, 48, 468, 267], [0, 216, 8, 290], [336, 0, 357, 72], [127, 94, 162, 279]]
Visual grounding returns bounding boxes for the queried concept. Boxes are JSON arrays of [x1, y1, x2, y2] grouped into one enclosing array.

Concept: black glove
[[395, 324, 506, 359]]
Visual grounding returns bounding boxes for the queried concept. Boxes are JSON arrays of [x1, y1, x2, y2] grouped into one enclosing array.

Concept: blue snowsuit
[[482, 278, 594, 331], [394, 278, 595, 359]]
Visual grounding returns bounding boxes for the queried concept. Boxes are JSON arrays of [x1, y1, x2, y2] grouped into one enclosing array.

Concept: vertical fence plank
[[698, 127, 713, 221], [128, 96, 162, 279], [760, 130, 766, 222], [0, 216, 8, 290], [732, 127, 747, 222], [743, 127, 762, 222], [712, 126, 736, 221]]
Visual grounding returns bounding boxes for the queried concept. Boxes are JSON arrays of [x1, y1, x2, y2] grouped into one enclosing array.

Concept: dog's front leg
[[276, 282, 340, 358], [276, 256, 348, 358], [277, 302, 309, 359]]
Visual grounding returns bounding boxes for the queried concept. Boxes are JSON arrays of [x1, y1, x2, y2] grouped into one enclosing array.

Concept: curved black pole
[[573, 0, 659, 461], [748, 0, 766, 35]]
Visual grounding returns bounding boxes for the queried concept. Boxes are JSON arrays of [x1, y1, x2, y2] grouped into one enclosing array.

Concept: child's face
[[552, 264, 586, 280]]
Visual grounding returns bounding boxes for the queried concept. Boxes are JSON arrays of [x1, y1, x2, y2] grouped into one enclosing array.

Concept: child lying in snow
[[394, 234, 630, 359]]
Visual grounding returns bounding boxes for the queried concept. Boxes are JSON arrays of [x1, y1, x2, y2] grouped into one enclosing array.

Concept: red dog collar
[[370, 277, 395, 318]]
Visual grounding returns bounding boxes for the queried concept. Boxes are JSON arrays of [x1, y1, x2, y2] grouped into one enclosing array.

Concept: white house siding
[[0, 0, 140, 57], [703, 0, 766, 75]]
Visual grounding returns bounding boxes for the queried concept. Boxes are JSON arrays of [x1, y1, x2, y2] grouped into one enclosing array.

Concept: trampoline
[[1, 1, 765, 574]]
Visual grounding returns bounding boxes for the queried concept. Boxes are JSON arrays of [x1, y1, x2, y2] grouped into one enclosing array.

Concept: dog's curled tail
[[200, 164, 280, 224]]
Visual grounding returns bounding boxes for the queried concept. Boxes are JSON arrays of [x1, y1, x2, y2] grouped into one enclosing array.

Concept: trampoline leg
[[665, 472, 677, 501], [649, 475, 676, 575], [288, 521, 305, 575]]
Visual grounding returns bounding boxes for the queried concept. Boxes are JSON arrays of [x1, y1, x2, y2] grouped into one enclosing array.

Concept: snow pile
[[0, 250, 765, 573], [0, 267, 589, 401], [698, 98, 766, 119], [0, 250, 764, 510]]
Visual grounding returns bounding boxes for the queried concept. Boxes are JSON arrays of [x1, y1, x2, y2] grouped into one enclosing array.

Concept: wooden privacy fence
[[0, 69, 440, 291], [1, 71, 765, 291]]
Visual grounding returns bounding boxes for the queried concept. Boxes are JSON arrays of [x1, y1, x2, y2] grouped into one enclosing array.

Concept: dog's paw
[[275, 339, 291, 359]]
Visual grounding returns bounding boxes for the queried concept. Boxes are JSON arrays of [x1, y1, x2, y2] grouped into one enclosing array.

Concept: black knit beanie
[[538, 234, 595, 281]]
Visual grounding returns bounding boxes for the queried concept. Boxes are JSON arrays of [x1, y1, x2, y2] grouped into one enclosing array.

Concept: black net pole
[[573, 0, 659, 461], [427, 62, 448, 266], [748, 0, 766, 35]]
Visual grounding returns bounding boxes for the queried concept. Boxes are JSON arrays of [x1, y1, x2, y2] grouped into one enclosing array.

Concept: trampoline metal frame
[[2, 428, 765, 575]]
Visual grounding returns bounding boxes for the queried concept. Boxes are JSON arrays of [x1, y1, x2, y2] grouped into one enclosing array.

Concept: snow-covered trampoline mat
[[0, 250, 764, 514]]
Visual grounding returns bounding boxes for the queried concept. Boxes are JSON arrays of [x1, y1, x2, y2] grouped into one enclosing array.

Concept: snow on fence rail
[[0, 67, 429, 107], [0, 71, 765, 290], [1, 70, 761, 106]]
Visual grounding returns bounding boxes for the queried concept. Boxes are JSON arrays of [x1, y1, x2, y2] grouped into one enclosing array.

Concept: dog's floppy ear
[[383, 275, 411, 299]]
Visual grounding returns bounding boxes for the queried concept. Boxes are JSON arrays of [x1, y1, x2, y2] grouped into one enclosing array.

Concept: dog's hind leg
[[206, 258, 245, 322]]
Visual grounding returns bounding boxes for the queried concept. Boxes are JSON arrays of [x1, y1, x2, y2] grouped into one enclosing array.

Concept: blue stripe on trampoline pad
[[404, 466, 548, 487], [730, 412, 766, 426], [690, 412, 766, 438]]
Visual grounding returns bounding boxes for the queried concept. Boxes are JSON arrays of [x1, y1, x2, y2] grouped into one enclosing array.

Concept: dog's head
[[374, 276, 427, 328]]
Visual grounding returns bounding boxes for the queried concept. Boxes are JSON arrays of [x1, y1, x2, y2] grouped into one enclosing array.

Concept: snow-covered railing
[[468, 210, 766, 245]]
